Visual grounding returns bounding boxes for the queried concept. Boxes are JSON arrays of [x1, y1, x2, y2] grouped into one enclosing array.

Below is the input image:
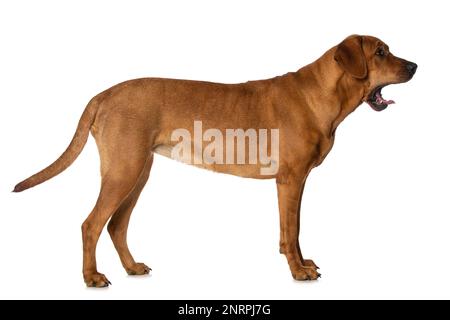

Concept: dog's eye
[[376, 48, 386, 57]]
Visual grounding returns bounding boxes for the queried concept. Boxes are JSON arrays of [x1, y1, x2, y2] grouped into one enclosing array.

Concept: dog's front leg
[[277, 173, 320, 281]]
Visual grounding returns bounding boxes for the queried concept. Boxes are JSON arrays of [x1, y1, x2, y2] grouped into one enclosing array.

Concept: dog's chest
[[314, 135, 335, 166]]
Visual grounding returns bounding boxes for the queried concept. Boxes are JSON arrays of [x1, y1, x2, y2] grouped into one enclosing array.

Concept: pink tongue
[[375, 91, 395, 105]]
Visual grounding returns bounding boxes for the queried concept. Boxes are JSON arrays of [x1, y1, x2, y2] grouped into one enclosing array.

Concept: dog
[[14, 35, 417, 287]]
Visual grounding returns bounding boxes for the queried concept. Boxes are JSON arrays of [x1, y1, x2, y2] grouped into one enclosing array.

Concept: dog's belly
[[153, 144, 277, 179]]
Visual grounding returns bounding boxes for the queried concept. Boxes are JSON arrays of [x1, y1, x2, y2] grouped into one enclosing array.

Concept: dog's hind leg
[[82, 121, 152, 287], [107, 153, 154, 276]]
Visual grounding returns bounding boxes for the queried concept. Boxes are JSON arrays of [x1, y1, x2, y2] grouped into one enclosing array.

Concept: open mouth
[[367, 85, 395, 111]]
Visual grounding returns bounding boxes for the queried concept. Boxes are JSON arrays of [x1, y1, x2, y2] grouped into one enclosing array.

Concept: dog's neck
[[289, 47, 366, 137]]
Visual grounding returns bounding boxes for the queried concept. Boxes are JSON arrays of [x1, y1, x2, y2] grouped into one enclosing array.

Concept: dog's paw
[[84, 272, 111, 288], [126, 262, 151, 275], [291, 266, 321, 281], [303, 259, 319, 270]]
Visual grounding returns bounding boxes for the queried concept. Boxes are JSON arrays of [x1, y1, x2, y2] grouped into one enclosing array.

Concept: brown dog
[[14, 35, 416, 287]]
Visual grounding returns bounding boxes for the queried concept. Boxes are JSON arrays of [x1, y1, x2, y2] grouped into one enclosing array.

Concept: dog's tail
[[13, 99, 99, 193]]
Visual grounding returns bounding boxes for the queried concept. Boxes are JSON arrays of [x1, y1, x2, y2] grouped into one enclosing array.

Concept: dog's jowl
[[14, 35, 417, 287]]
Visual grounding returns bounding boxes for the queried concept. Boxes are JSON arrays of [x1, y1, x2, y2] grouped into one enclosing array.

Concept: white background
[[1, 0, 449, 299]]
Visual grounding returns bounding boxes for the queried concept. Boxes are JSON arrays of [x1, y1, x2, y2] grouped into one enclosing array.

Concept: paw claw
[[291, 265, 320, 281], [84, 272, 111, 288], [126, 262, 151, 276]]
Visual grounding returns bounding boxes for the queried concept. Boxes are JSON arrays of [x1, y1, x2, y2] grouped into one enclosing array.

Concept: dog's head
[[334, 35, 417, 111]]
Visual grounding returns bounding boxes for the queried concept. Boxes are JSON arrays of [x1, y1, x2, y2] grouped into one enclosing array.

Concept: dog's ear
[[334, 35, 367, 79]]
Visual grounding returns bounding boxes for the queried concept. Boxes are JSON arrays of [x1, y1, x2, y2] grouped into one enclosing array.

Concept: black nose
[[406, 62, 418, 76]]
